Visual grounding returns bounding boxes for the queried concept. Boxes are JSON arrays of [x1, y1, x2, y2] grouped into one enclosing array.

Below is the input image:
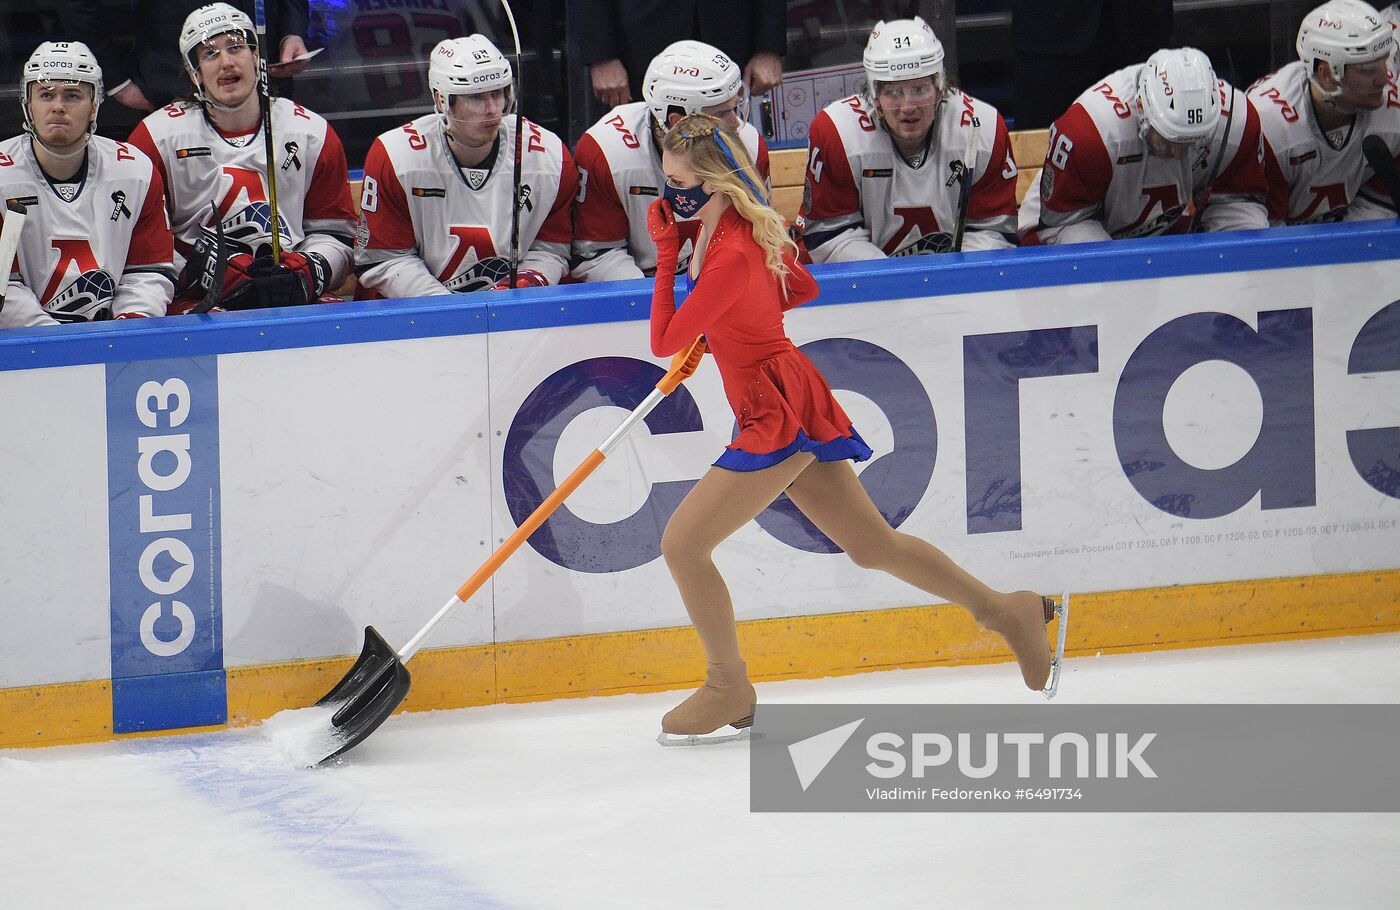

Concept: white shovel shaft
[[600, 388, 663, 455], [400, 595, 465, 663]]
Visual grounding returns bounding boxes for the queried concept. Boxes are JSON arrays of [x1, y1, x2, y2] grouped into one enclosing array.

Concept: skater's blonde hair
[[662, 113, 797, 294]]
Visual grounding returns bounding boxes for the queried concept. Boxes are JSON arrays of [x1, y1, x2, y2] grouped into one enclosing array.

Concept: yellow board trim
[[0, 679, 112, 747], [5, 569, 1399, 748]]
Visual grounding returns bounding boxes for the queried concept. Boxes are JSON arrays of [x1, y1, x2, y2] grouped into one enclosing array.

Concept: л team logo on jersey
[[41, 239, 115, 322], [47, 270, 116, 322]]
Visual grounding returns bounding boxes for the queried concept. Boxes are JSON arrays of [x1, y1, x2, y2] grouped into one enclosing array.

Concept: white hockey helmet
[[1297, 0, 1394, 94], [428, 35, 514, 126], [22, 41, 104, 137], [180, 3, 258, 100], [642, 40, 743, 128], [1136, 47, 1222, 144], [863, 17, 946, 93]]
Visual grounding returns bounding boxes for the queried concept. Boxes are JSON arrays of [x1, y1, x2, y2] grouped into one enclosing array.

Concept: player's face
[[874, 77, 940, 143], [28, 82, 95, 149], [446, 89, 508, 147], [1336, 55, 1391, 111], [700, 92, 747, 133], [1144, 127, 1194, 160], [195, 32, 258, 108]]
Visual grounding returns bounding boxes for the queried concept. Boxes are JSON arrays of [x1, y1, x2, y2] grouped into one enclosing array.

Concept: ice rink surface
[[3, 633, 1399, 910]]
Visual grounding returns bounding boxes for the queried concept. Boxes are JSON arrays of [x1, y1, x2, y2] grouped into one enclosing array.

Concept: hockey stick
[[1190, 84, 1236, 231], [307, 336, 710, 765], [0, 201, 28, 316], [188, 202, 229, 315], [499, 0, 524, 287], [254, 0, 282, 262], [950, 122, 979, 252], [1362, 135, 1400, 215]]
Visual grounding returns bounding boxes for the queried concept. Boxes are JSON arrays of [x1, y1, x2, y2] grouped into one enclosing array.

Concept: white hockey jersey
[[572, 101, 770, 281], [0, 135, 174, 328], [127, 97, 356, 294], [801, 89, 1019, 263], [1020, 65, 1269, 245], [355, 113, 576, 299], [1248, 61, 1400, 224]]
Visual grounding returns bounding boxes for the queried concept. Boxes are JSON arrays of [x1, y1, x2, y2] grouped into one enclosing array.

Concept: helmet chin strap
[[32, 137, 89, 161], [195, 71, 258, 115], [438, 91, 511, 156], [24, 107, 95, 161], [874, 94, 944, 145], [1310, 61, 1347, 101], [202, 86, 258, 115]]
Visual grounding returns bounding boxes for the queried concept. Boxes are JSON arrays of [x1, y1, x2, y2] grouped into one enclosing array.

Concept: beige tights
[[659, 454, 1052, 734]]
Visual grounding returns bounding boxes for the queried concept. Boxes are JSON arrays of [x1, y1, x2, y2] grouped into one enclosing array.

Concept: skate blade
[[1043, 592, 1071, 700], [656, 722, 753, 748]]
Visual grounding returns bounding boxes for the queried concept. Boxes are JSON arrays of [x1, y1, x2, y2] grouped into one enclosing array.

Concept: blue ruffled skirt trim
[[713, 426, 874, 473]]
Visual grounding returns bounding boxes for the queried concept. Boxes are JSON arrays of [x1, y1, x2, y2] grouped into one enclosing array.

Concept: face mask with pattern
[[662, 181, 712, 219]]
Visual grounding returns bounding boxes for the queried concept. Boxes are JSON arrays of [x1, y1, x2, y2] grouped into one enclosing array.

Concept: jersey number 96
[[1048, 127, 1073, 170]]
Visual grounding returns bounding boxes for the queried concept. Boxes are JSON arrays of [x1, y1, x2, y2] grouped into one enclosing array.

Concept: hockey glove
[[222, 255, 313, 310], [279, 251, 334, 298], [491, 268, 549, 290]]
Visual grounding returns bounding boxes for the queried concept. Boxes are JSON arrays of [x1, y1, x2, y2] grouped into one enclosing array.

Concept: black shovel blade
[[312, 625, 412, 765]]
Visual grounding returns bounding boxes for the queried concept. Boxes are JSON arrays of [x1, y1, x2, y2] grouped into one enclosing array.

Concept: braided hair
[[662, 113, 797, 293]]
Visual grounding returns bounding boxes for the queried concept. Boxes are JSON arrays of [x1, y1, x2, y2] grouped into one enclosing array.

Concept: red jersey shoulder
[[154, 101, 201, 122], [1248, 65, 1307, 127], [137, 102, 210, 146], [1079, 71, 1138, 122], [103, 138, 155, 176], [585, 104, 652, 160], [272, 96, 328, 131], [379, 117, 438, 163], [944, 88, 997, 128], [823, 94, 879, 134], [519, 118, 565, 160]]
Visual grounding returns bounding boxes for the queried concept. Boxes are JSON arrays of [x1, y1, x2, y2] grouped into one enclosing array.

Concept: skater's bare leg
[[659, 452, 818, 733], [784, 459, 1053, 689]]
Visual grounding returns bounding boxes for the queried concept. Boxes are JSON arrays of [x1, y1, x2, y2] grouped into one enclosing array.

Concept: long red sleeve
[[780, 253, 818, 311], [649, 208, 822, 370], [650, 245, 748, 356]]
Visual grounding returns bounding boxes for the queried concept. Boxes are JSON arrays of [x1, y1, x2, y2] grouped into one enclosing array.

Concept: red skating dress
[[650, 206, 873, 471]]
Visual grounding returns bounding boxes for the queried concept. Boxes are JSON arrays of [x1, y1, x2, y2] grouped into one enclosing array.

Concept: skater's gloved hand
[[491, 268, 549, 290], [647, 199, 679, 254]]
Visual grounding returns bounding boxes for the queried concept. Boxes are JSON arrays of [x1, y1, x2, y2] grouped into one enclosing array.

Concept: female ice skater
[[649, 113, 1064, 743]]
